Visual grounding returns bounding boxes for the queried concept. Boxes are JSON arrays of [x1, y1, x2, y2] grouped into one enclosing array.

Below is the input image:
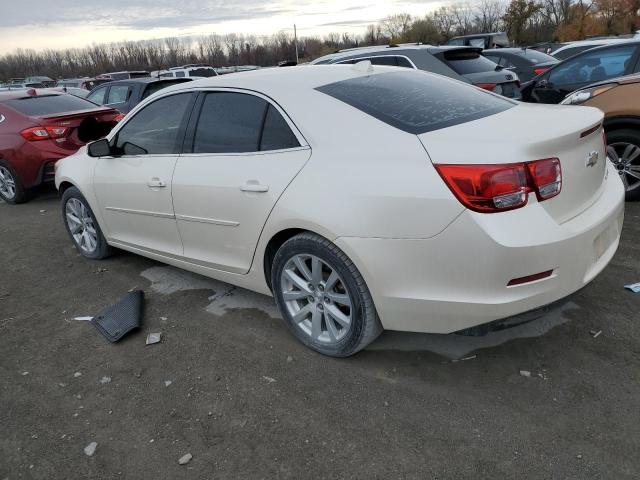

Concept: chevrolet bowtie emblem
[[586, 151, 599, 168]]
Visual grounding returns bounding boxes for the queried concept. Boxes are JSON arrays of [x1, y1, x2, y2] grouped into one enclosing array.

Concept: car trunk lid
[[419, 103, 606, 224], [34, 107, 120, 149]]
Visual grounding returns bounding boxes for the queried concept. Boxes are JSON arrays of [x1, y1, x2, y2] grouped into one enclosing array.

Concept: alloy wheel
[[607, 142, 640, 192], [65, 198, 98, 254], [0, 166, 16, 200], [280, 254, 353, 344]]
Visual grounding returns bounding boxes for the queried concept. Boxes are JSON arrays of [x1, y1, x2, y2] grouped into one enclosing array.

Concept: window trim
[[335, 54, 418, 69], [180, 87, 309, 156]]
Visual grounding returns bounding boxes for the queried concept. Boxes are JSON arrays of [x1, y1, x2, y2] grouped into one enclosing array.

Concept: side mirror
[[87, 138, 112, 157]]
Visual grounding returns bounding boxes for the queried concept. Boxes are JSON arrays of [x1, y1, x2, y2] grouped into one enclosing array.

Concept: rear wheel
[[61, 186, 112, 259], [606, 129, 640, 201], [0, 161, 30, 204], [271, 232, 382, 357]]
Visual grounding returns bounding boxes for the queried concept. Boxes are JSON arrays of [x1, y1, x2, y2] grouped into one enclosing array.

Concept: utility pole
[[294, 24, 299, 63]]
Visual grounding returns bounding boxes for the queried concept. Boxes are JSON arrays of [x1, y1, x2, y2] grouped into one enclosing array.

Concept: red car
[[0, 89, 122, 204]]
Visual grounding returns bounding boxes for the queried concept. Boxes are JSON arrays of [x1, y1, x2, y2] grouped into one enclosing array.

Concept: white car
[[55, 64, 625, 356]]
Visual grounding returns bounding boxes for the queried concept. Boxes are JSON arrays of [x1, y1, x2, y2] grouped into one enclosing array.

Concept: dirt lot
[[1, 189, 639, 479]]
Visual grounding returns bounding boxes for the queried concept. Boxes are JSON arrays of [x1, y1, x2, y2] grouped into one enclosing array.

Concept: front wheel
[[271, 232, 382, 357], [607, 129, 640, 201], [61, 186, 112, 259]]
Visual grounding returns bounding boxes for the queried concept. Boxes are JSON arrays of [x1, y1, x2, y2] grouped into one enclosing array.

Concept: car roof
[[558, 39, 640, 55], [311, 44, 480, 63], [554, 38, 634, 53], [450, 32, 505, 39], [0, 90, 64, 102], [98, 77, 191, 86]]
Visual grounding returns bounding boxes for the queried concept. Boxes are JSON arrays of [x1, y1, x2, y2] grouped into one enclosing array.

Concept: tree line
[[1, 0, 638, 81]]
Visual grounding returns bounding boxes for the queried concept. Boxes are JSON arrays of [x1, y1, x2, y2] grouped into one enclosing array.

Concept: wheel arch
[[263, 228, 309, 291], [603, 115, 640, 132]]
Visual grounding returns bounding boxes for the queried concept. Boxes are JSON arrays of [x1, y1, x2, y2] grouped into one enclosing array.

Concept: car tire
[[606, 128, 640, 201], [61, 186, 112, 259], [0, 160, 30, 204], [271, 232, 382, 357]]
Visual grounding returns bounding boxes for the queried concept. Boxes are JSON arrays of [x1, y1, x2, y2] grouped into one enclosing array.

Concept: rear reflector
[[435, 158, 561, 213], [533, 67, 549, 76], [507, 270, 554, 286]]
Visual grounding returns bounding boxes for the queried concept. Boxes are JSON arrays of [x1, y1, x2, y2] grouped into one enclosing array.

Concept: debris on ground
[[286, 355, 293, 363], [39, 209, 46, 214], [73, 372, 82, 378], [21, 371, 29, 376], [262, 376, 276, 383], [590, 330, 602, 338], [99, 376, 111, 384], [452, 354, 477, 362], [164, 380, 172, 387], [94, 268, 108, 274], [178, 453, 192, 465], [73, 316, 93, 321], [84, 442, 97, 456], [519, 370, 532, 378], [146, 332, 162, 345], [91, 290, 144, 342], [624, 282, 640, 293]]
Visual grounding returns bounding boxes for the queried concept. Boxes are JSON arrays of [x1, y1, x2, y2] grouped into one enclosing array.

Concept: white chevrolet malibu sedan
[[55, 64, 625, 356]]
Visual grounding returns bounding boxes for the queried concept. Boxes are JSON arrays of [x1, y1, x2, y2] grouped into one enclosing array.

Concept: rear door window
[[441, 50, 498, 74], [192, 92, 267, 153], [4, 94, 99, 116], [316, 70, 514, 134]]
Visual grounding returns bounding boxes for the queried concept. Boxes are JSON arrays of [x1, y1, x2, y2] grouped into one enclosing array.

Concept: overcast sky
[[0, 0, 445, 54]]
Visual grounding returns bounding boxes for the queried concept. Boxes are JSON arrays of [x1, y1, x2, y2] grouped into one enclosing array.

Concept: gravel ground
[[1, 189, 639, 479]]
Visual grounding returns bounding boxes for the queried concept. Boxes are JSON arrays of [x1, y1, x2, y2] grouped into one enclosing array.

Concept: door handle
[[240, 182, 269, 193], [147, 178, 166, 188]]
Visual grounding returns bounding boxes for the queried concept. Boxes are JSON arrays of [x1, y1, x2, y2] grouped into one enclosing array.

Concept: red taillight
[[20, 125, 70, 142], [475, 83, 498, 91], [435, 158, 562, 213], [533, 67, 549, 76], [526, 158, 561, 200]]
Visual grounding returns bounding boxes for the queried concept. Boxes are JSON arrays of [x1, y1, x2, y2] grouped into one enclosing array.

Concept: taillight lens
[[526, 158, 561, 200], [533, 67, 549, 76], [475, 83, 498, 91], [20, 125, 69, 141], [435, 158, 562, 213]]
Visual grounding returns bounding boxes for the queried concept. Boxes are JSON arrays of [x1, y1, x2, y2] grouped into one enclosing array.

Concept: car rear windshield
[[4, 94, 98, 116], [189, 68, 217, 77], [142, 80, 190, 99], [513, 49, 557, 64], [316, 70, 514, 134], [441, 50, 499, 74]]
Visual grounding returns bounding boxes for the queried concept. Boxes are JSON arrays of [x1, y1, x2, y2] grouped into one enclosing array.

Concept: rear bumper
[[335, 162, 625, 334]]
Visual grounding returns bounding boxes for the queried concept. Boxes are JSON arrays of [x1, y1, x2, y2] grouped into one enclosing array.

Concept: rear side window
[[115, 93, 192, 155], [193, 92, 266, 153], [4, 94, 98, 116], [316, 70, 514, 134], [441, 50, 498, 74], [260, 105, 300, 151], [175, 71, 186, 78]]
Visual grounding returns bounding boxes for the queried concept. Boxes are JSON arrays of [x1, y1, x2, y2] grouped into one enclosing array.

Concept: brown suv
[[561, 73, 640, 200]]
